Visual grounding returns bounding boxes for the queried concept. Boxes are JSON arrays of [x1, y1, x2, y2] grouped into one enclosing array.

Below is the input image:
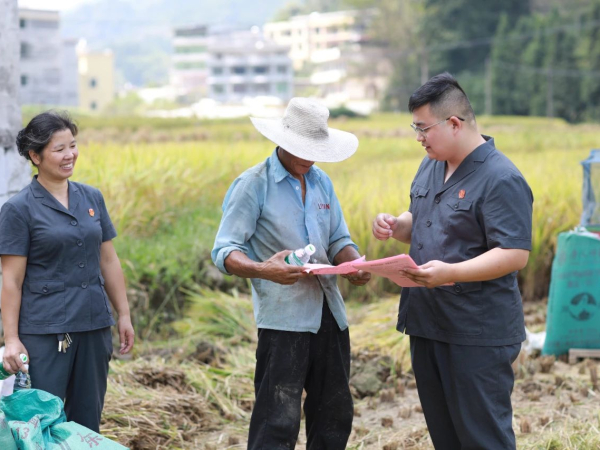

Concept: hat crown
[[282, 98, 330, 140]]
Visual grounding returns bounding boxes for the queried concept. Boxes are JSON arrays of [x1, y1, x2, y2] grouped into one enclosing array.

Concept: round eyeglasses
[[410, 116, 465, 136]]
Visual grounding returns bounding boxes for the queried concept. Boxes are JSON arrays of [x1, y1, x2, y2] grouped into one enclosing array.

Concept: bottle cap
[[305, 244, 316, 256]]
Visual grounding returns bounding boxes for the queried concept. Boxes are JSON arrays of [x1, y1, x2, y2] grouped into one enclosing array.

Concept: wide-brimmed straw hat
[[250, 97, 358, 163]]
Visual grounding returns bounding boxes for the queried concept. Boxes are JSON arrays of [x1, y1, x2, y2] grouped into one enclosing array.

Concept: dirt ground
[[101, 298, 600, 449]]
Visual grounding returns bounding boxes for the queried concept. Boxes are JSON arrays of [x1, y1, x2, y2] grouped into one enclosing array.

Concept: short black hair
[[16, 110, 78, 165], [408, 72, 475, 123]]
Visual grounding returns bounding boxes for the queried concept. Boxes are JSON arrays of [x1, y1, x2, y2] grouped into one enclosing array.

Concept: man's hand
[[3, 338, 28, 374], [372, 213, 398, 241], [341, 270, 371, 286], [261, 250, 309, 285], [402, 260, 454, 288]]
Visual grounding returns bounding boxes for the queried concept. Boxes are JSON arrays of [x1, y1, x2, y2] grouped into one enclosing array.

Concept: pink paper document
[[304, 254, 422, 287]]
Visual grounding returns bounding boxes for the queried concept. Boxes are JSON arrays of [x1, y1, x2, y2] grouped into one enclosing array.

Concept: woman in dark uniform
[[0, 111, 134, 432]]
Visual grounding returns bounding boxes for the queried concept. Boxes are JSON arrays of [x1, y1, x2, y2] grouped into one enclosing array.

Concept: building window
[[283, 30, 291, 36], [20, 42, 30, 59], [215, 53, 223, 59], [233, 84, 247, 93], [90, 78, 97, 88], [276, 82, 288, 94], [175, 61, 206, 70], [175, 45, 207, 54], [277, 65, 287, 74], [30, 19, 59, 29], [253, 66, 269, 74], [20, 75, 28, 86], [212, 67, 224, 75], [314, 27, 320, 34], [232, 66, 246, 75], [90, 101, 97, 110], [213, 85, 224, 94], [254, 83, 269, 94], [20, 19, 26, 28]]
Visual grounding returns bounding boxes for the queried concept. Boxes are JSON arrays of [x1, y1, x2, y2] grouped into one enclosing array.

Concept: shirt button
[[42, 285, 49, 293], [434, 195, 441, 204], [426, 220, 432, 227], [77, 240, 83, 246], [454, 284, 462, 293], [78, 262, 85, 268], [454, 203, 459, 209], [81, 282, 88, 289], [295, 186, 300, 190], [70, 220, 78, 226], [417, 243, 423, 250]]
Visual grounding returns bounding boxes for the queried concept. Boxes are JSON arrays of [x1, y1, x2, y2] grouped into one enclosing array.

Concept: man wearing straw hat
[[212, 97, 370, 449]]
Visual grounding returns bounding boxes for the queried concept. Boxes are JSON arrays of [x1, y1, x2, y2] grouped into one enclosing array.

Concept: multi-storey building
[[18, 8, 80, 107], [171, 26, 294, 103], [206, 29, 293, 102], [78, 48, 115, 112], [171, 25, 211, 99], [18, 8, 63, 105], [263, 10, 365, 70], [265, 9, 387, 112]]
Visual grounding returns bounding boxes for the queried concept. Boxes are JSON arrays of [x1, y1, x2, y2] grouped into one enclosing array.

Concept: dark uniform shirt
[[398, 136, 533, 346], [0, 176, 117, 334]]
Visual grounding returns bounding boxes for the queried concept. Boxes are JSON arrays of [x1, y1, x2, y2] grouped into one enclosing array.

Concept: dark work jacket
[[397, 137, 533, 346], [0, 176, 117, 334]]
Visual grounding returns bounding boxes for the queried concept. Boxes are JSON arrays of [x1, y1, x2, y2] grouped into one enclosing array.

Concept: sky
[[18, 0, 93, 11]]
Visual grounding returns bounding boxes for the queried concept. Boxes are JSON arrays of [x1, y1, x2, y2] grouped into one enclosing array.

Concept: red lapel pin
[[458, 190, 466, 199], [89, 208, 95, 217]]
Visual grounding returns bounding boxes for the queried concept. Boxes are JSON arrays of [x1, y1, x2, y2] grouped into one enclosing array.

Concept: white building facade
[[171, 27, 294, 103], [18, 8, 78, 106], [206, 30, 293, 103]]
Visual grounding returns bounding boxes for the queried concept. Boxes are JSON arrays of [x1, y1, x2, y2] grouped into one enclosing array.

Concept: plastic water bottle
[[285, 244, 316, 266], [14, 364, 31, 390], [0, 353, 30, 389]]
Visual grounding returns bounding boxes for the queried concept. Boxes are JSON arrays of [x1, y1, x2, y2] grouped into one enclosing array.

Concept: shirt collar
[[469, 135, 495, 162], [30, 175, 79, 197], [269, 147, 320, 184]]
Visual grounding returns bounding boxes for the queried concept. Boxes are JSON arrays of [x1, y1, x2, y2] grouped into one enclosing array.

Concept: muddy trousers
[[248, 301, 353, 450], [410, 336, 521, 450], [19, 327, 113, 433]]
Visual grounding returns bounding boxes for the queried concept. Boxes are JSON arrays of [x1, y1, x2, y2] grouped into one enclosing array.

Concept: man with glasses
[[372, 72, 533, 449]]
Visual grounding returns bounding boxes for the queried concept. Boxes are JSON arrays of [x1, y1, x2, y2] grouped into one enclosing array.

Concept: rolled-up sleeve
[[326, 183, 357, 263], [482, 172, 533, 250], [0, 203, 30, 256], [212, 177, 261, 274]]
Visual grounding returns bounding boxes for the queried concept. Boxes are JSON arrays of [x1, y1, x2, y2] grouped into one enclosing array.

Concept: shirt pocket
[[433, 282, 483, 336], [26, 281, 66, 325], [99, 274, 113, 317], [410, 184, 430, 214]]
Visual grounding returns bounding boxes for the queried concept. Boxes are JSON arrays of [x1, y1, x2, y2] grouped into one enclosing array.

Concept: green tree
[[578, 0, 600, 121]]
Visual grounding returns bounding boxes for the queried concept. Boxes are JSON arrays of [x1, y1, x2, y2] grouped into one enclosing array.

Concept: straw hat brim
[[250, 117, 358, 163]]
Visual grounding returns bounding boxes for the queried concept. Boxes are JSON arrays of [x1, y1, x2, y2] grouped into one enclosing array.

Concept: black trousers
[[410, 336, 521, 450], [19, 327, 113, 433], [248, 301, 353, 450]]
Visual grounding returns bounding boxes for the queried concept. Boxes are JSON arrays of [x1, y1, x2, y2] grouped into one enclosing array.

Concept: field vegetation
[[22, 112, 599, 448]]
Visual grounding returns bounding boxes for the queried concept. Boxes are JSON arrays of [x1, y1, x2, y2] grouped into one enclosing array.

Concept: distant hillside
[[62, 0, 289, 87]]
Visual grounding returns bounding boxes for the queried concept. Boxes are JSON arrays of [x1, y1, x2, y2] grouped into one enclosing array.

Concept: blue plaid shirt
[[212, 149, 358, 333]]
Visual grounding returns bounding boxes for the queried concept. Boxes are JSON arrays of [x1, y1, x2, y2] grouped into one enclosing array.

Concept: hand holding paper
[[304, 254, 424, 288]]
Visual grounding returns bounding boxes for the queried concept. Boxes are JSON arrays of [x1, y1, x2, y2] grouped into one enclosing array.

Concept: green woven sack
[[542, 231, 600, 356], [0, 389, 127, 449]]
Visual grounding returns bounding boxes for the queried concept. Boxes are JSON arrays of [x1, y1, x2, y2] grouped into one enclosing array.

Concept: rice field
[[59, 112, 600, 448], [71, 113, 592, 315]]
